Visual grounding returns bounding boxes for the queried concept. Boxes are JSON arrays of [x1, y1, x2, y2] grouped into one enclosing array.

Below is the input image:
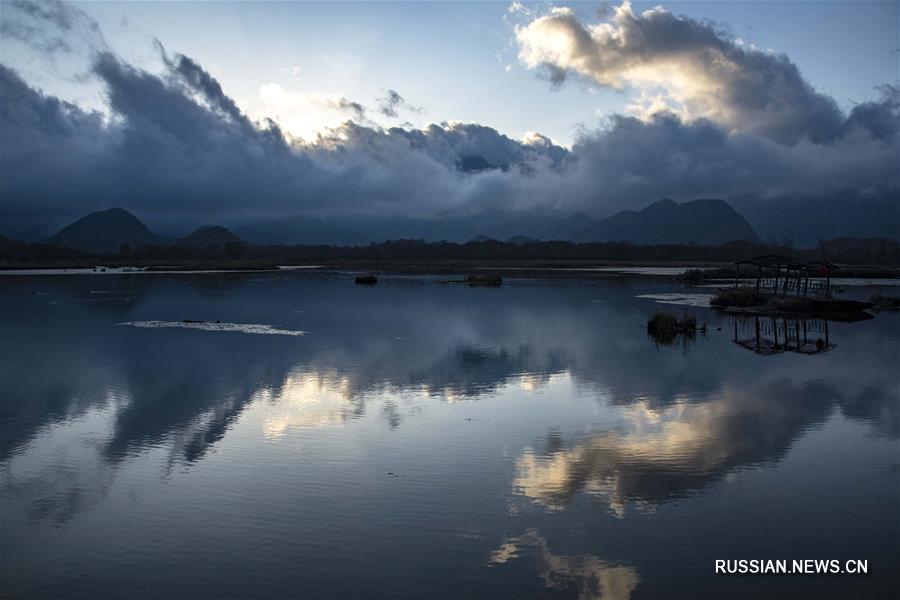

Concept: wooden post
[[755, 317, 760, 352]]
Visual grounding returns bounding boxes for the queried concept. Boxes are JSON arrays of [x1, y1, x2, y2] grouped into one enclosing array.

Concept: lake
[[1, 271, 898, 599]]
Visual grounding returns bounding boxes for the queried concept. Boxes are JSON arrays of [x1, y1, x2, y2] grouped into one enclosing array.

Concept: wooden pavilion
[[734, 255, 837, 298]]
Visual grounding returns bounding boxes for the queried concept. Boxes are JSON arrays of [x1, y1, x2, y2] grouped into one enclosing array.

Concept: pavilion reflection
[[732, 315, 835, 355], [729, 309, 876, 356]]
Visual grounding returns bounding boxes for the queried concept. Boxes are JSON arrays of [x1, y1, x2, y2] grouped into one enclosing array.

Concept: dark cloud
[[377, 89, 421, 118], [842, 85, 900, 141], [559, 109, 899, 207], [0, 51, 568, 226], [0, 64, 109, 223], [160, 48, 247, 125], [335, 97, 366, 121], [0, 0, 106, 54]]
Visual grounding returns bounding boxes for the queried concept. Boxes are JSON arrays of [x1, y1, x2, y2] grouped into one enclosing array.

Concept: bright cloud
[[514, 2, 846, 144], [252, 83, 367, 141]]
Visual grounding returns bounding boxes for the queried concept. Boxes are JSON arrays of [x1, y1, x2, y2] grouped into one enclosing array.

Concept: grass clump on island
[[710, 287, 767, 307], [765, 295, 814, 311], [710, 287, 816, 312], [647, 310, 705, 345]]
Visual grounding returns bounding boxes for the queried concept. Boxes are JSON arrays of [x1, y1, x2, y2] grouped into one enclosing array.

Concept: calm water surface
[[1, 272, 898, 599]]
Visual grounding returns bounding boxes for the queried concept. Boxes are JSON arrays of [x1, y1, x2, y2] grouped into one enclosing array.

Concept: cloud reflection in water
[[514, 379, 841, 516], [490, 530, 640, 600]]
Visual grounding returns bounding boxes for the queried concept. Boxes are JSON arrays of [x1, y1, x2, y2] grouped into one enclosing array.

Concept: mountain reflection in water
[[0, 272, 897, 599]]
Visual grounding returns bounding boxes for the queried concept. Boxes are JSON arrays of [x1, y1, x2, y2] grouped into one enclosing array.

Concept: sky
[[0, 0, 898, 232], [5, 0, 897, 146]]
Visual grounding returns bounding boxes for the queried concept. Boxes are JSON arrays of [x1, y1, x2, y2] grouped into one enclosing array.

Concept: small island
[[710, 255, 874, 318]]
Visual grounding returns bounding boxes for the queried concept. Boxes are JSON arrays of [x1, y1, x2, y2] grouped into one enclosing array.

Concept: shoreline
[[2, 262, 899, 285]]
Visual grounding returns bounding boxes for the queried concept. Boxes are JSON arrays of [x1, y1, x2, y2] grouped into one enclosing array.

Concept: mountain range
[[31, 198, 756, 253], [8, 189, 896, 250], [12, 194, 898, 254], [550, 199, 757, 245]]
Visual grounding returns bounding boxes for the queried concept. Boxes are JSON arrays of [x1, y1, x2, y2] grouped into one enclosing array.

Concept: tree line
[[2, 235, 899, 266]]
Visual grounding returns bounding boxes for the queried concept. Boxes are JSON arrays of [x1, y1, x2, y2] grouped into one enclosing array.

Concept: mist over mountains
[[0, 1, 898, 246]]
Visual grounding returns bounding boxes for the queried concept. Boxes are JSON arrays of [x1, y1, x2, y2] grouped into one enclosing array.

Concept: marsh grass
[[647, 310, 705, 346], [766, 296, 814, 311]]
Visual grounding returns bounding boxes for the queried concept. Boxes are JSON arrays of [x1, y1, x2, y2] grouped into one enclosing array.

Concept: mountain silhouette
[[540, 211, 600, 241], [51, 208, 163, 253], [176, 225, 245, 248], [570, 198, 758, 245], [734, 191, 900, 246]]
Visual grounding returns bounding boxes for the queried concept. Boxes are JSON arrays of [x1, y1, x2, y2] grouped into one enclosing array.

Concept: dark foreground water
[[1, 271, 898, 599]]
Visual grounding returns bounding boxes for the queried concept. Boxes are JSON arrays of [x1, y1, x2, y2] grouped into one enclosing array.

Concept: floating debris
[[637, 293, 714, 307], [439, 275, 503, 286], [355, 275, 378, 285], [119, 320, 306, 336], [465, 275, 502, 287]]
